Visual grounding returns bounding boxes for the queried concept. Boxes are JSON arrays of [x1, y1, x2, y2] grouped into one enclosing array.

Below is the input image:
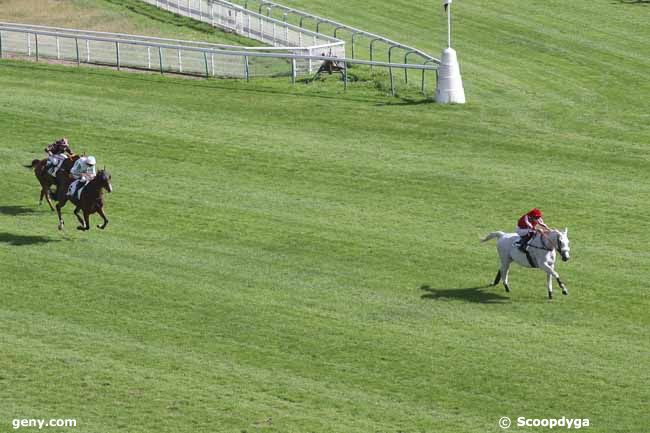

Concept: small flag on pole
[[443, 0, 452, 11]]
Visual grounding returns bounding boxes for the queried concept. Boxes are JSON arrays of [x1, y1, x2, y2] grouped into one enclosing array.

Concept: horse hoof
[[77, 226, 86, 231], [562, 289, 568, 296], [548, 293, 553, 300]]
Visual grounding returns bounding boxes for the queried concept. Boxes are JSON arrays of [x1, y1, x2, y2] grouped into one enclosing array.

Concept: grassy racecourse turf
[[1, 0, 649, 432]]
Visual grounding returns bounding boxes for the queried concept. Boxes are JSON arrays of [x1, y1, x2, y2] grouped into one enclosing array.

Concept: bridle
[[529, 231, 564, 254]]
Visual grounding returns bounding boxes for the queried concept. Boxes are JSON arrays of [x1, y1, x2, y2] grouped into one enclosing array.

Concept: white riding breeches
[[48, 154, 67, 175], [517, 228, 533, 237], [68, 179, 85, 198]]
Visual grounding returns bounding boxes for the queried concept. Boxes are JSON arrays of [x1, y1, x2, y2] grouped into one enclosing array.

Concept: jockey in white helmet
[[68, 155, 97, 199]]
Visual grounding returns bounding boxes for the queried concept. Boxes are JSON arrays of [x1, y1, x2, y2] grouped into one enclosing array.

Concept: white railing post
[[116, 42, 120, 70], [308, 47, 312, 74]]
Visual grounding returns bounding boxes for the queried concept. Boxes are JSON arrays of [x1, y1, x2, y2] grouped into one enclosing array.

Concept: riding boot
[[518, 234, 531, 252]]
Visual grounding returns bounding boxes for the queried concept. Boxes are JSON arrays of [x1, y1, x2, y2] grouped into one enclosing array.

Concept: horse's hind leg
[[42, 187, 55, 211], [501, 262, 512, 293], [492, 270, 501, 286], [96, 207, 109, 230]]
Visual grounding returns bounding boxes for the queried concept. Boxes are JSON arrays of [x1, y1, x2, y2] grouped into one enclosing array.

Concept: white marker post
[[436, 0, 466, 104]]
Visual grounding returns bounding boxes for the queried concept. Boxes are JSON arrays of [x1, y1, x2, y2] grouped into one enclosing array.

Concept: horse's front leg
[[74, 207, 86, 229], [541, 263, 567, 298], [77, 210, 91, 231], [96, 207, 109, 230], [557, 276, 568, 296]]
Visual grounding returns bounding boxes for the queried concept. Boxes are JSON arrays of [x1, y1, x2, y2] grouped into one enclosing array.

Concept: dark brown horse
[[55, 169, 112, 231], [26, 155, 79, 211]]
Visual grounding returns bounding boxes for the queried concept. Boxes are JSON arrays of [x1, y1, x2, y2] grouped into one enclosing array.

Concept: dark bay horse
[[26, 155, 79, 211], [55, 169, 112, 231]]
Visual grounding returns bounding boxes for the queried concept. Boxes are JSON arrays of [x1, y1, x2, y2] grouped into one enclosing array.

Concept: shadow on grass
[[420, 284, 510, 303], [0, 206, 38, 216], [0, 232, 59, 246], [375, 98, 436, 107], [618, 0, 650, 4]]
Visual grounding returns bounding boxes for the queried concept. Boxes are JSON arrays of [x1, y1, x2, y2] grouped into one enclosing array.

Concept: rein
[[527, 232, 562, 253]]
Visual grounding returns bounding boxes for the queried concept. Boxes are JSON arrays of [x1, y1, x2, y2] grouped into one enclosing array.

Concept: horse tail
[[480, 231, 506, 243], [25, 159, 40, 169]]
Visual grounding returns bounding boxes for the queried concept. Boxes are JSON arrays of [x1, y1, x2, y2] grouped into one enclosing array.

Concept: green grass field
[[1, 1, 649, 432]]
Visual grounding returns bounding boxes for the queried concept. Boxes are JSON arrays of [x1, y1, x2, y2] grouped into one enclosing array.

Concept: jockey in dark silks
[[44, 138, 74, 176], [516, 208, 550, 251]]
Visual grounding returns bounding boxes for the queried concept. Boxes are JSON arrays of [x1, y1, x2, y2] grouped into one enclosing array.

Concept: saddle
[[46, 154, 70, 177], [513, 235, 538, 268], [67, 181, 87, 200]]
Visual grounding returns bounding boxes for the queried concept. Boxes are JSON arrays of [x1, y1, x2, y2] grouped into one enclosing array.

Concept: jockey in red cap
[[516, 208, 550, 251], [44, 138, 74, 177]]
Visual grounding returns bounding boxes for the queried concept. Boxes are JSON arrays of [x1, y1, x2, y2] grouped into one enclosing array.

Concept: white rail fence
[[141, 0, 439, 88], [142, 0, 345, 73], [0, 23, 438, 95], [233, 0, 437, 65]]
